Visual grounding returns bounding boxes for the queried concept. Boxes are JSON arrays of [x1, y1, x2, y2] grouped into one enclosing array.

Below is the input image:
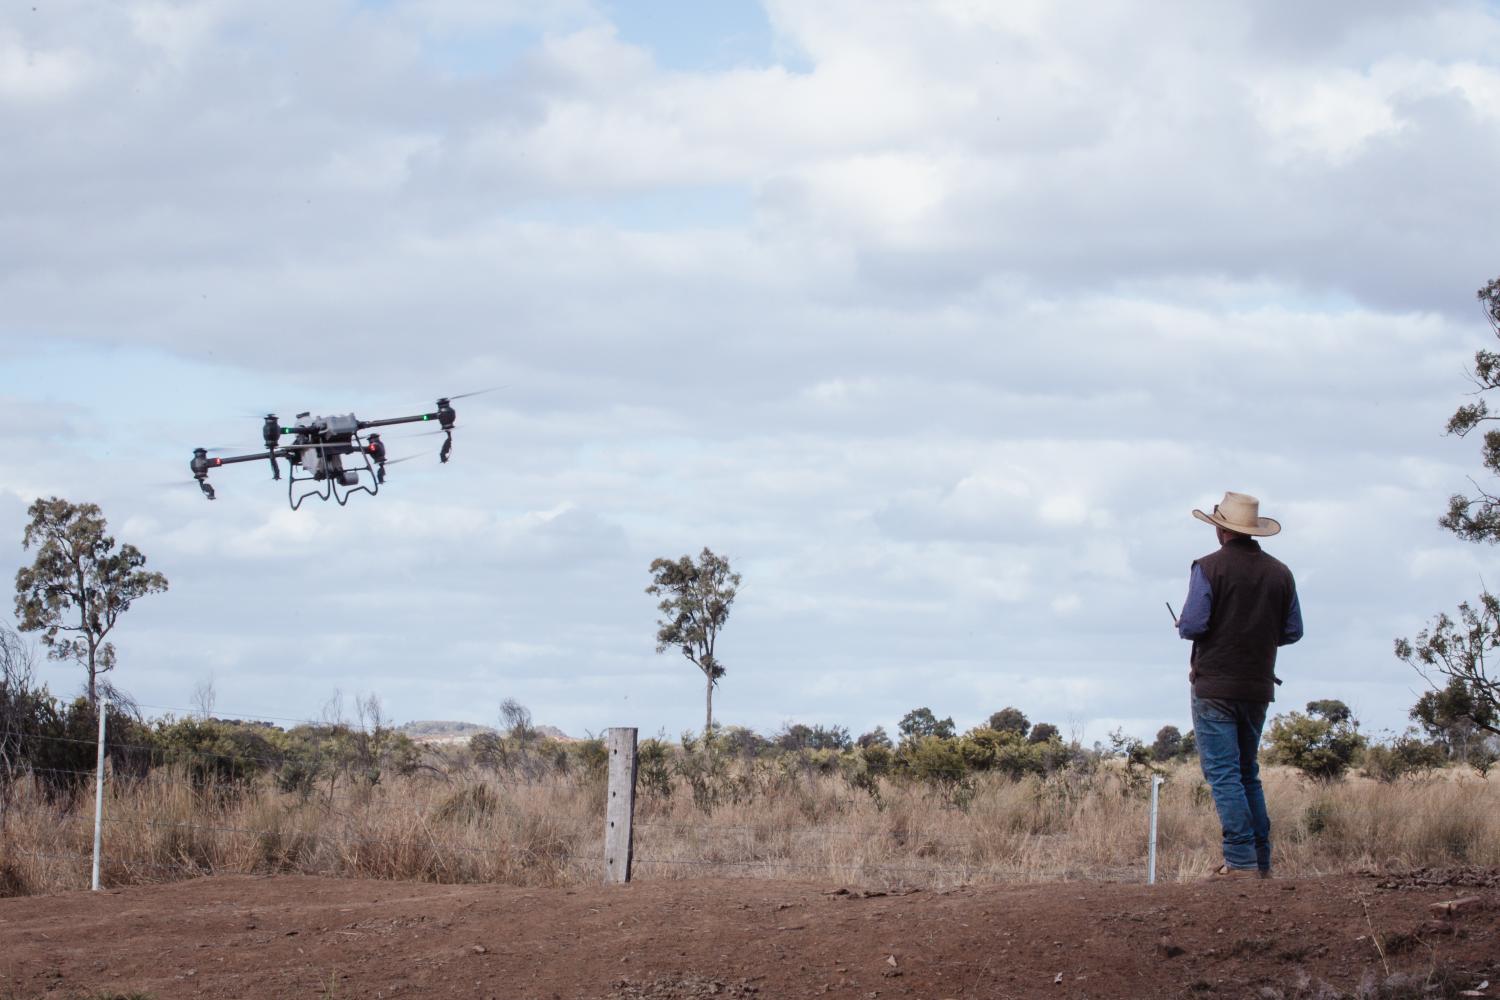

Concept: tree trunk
[[86, 643, 97, 708], [705, 671, 713, 741]]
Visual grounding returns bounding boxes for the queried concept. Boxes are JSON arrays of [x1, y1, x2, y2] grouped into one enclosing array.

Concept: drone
[[189, 394, 475, 509]]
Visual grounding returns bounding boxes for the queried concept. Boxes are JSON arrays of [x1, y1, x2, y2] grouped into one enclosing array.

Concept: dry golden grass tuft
[[2, 759, 1496, 896]]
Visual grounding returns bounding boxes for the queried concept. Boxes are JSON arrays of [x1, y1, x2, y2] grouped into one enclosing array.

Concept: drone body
[[190, 397, 459, 509]]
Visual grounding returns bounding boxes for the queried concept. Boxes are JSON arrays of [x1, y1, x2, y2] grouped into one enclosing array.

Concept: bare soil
[[1, 871, 1496, 999]]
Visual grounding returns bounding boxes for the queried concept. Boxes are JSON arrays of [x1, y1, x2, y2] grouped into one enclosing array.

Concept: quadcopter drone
[[189, 395, 472, 509]]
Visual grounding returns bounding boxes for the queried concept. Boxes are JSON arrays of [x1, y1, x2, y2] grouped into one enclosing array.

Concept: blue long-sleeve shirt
[[1177, 563, 1303, 644]]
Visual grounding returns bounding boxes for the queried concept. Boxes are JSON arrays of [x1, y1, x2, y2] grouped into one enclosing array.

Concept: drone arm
[[209, 450, 287, 467], [358, 412, 439, 429], [361, 400, 458, 463]]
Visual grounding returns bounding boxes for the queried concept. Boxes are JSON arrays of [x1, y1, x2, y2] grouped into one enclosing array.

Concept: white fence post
[[91, 697, 108, 892], [1147, 773, 1164, 885], [603, 727, 638, 885]]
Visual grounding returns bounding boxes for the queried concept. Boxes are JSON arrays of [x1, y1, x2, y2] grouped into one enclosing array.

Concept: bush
[[896, 735, 967, 783], [1151, 725, 1184, 762], [775, 723, 852, 752], [986, 707, 1029, 738], [1027, 722, 1060, 744], [153, 716, 281, 789], [1361, 731, 1448, 782], [1265, 711, 1366, 781], [957, 727, 1060, 779], [898, 707, 955, 742], [637, 737, 673, 798]]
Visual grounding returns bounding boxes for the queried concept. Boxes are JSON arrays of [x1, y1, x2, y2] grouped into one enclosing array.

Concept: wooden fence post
[[604, 727, 638, 884]]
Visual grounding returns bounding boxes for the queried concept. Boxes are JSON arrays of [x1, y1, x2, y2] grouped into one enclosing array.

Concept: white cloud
[[0, 30, 89, 102], [2, 0, 1498, 740]]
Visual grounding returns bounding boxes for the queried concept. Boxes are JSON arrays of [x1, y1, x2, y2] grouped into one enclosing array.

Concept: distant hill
[[399, 720, 496, 739], [398, 720, 576, 743]]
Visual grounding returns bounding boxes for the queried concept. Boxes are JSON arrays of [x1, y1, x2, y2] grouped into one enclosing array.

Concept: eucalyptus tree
[[1395, 278, 1500, 737], [13, 498, 168, 706], [646, 547, 741, 738]]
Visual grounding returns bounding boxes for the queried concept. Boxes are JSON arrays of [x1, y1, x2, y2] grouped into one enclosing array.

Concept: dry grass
[[1, 760, 1496, 897]]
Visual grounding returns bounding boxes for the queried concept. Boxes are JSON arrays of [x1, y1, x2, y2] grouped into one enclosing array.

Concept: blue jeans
[[1191, 694, 1271, 872]]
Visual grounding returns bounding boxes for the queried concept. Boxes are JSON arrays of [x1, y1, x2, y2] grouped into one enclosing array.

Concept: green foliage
[[1402, 278, 1500, 743], [956, 726, 1069, 779], [715, 725, 769, 758], [897, 707, 955, 742], [1361, 731, 1448, 782], [1395, 594, 1500, 739], [986, 707, 1029, 738], [896, 734, 965, 781], [674, 743, 748, 813], [1439, 276, 1500, 541], [151, 716, 280, 790], [1409, 675, 1498, 765], [637, 737, 673, 798], [13, 498, 168, 705], [572, 736, 608, 776], [895, 735, 974, 807], [856, 725, 892, 749], [1027, 722, 1060, 744], [646, 548, 741, 736], [0, 651, 154, 799], [1265, 710, 1366, 781], [775, 723, 852, 752], [1305, 699, 1352, 724], [1151, 725, 1184, 762], [858, 740, 893, 770]]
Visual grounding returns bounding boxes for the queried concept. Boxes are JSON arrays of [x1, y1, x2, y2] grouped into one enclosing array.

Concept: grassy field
[[3, 751, 1497, 897]]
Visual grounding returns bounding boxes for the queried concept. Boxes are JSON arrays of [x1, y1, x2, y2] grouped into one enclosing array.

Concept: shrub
[[1151, 725, 1184, 762], [433, 783, 501, 823], [1027, 722, 1060, 744], [898, 707, 955, 742], [1361, 731, 1447, 782], [986, 707, 1029, 738], [1265, 711, 1366, 781], [153, 716, 280, 790], [637, 738, 673, 798], [897, 735, 967, 784]]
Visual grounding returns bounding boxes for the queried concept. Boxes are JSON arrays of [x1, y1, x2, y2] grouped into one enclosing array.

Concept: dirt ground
[[1, 869, 1497, 999]]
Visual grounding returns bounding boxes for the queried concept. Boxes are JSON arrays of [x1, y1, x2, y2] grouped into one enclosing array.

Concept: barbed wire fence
[[0, 711, 1178, 895]]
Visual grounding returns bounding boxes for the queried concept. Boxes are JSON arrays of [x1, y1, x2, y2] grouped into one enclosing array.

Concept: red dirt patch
[[1, 873, 1496, 999]]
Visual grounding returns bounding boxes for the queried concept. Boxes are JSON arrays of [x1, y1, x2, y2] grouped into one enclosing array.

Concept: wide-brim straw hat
[[1192, 491, 1281, 537]]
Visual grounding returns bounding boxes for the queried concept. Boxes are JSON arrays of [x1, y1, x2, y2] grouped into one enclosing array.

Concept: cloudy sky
[[3, 0, 1499, 742]]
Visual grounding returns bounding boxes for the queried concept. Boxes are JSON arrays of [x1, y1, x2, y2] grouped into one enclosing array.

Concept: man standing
[[1177, 491, 1303, 879]]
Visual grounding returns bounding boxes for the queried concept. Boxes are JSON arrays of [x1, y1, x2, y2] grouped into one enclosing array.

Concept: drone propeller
[[383, 450, 437, 467], [445, 386, 504, 401]]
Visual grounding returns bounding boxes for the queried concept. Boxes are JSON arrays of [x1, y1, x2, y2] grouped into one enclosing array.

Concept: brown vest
[[1189, 537, 1296, 703]]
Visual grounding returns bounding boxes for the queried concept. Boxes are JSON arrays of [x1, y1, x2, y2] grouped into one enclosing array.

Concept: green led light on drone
[[422, 414, 429, 420]]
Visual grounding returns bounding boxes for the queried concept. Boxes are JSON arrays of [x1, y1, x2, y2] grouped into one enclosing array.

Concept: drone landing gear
[[286, 437, 384, 510]]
